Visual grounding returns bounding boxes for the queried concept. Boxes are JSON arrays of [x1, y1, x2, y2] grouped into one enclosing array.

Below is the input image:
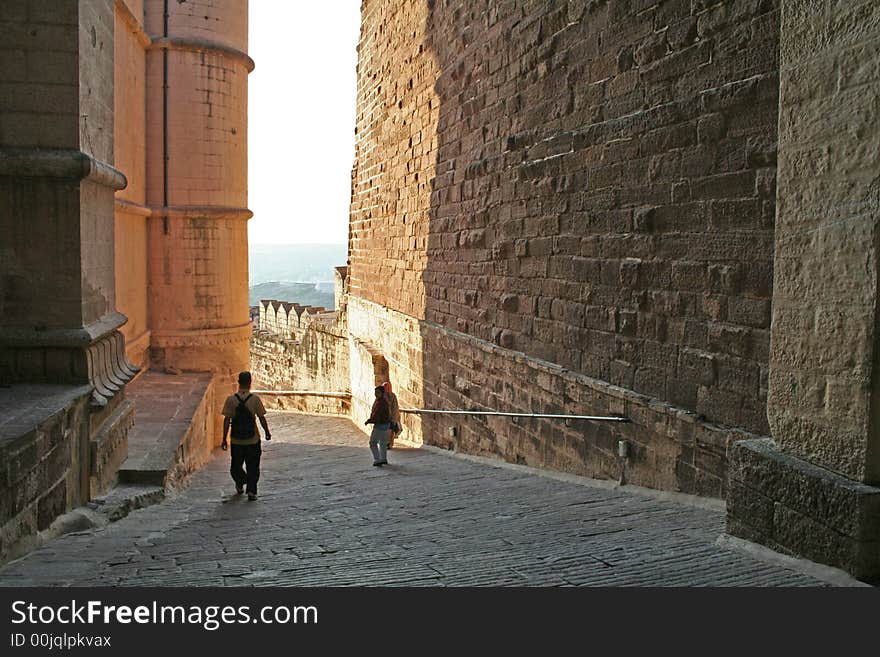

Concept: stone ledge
[[0, 384, 91, 447], [0, 148, 127, 190], [0, 312, 127, 347], [117, 372, 216, 490], [149, 36, 255, 72], [729, 438, 880, 540], [94, 484, 165, 522], [0, 385, 92, 565], [89, 398, 135, 497], [727, 438, 880, 582], [261, 394, 351, 417], [1, 485, 165, 567]]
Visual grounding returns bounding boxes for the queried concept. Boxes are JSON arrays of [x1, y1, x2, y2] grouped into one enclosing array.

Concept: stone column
[[114, 0, 152, 369], [0, 0, 137, 510], [0, 0, 138, 405], [144, 0, 252, 375], [727, 0, 880, 581]]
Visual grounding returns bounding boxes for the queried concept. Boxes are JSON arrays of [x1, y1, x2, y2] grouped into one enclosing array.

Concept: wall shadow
[[346, 0, 781, 496]]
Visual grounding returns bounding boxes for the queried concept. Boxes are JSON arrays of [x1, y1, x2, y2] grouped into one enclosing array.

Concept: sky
[[247, 2, 361, 246]]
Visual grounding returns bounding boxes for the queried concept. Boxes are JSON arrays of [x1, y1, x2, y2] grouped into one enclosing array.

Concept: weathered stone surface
[[0, 0, 250, 565], [143, 0, 252, 376], [0, 385, 92, 564], [768, 0, 880, 485], [251, 276, 351, 416], [347, 295, 745, 496], [723, 0, 880, 583], [728, 439, 880, 582], [347, 0, 780, 474], [0, 414, 842, 587], [118, 372, 217, 490]]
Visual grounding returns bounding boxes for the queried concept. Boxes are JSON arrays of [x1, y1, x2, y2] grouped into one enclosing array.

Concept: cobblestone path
[[0, 413, 835, 586]]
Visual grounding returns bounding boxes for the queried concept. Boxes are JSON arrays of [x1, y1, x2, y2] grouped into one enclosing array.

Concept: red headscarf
[[382, 381, 392, 393]]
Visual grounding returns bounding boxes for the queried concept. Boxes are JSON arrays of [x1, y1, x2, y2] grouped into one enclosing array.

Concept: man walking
[[221, 371, 271, 500]]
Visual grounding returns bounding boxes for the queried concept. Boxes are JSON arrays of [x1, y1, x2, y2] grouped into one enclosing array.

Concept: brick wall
[[347, 0, 783, 494]]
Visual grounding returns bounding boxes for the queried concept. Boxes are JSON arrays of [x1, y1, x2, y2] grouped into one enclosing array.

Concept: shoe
[[247, 493, 257, 501], [378, 460, 388, 465], [372, 461, 382, 467], [235, 484, 244, 495]]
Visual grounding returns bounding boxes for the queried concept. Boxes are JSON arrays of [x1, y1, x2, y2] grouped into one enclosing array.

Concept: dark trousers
[[230, 442, 261, 494]]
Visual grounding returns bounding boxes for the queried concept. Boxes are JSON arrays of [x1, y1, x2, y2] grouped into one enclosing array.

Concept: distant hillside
[[249, 281, 334, 309], [249, 243, 347, 286]]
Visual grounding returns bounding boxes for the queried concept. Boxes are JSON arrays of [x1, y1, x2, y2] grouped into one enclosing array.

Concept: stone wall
[[165, 375, 217, 488], [727, 0, 880, 581], [0, 0, 116, 333], [766, 0, 880, 484], [0, 387, 91, 564], [250, 298, 350, 416], [347, 0, 782, 493], [0, 1, 80, 150], [0, 382, 135, 565], [114, 0, 151, 368], [347, 296, 425, 440], [0, 0, 248, 562], [144, 0, 252, 375]]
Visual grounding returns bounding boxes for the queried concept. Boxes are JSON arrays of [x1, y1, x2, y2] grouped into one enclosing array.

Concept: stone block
[[728, 438, 880, 581], [726, 479, 775, 536], [36, 479, 66, 531]]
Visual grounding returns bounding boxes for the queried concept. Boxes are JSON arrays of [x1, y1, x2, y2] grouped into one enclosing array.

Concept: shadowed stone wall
[[0, 0, 136, 564], [0, 0, 250, 562], [347, 0, 781, 494], [0, 387, 92, 565], [727, 0, 880, 582]]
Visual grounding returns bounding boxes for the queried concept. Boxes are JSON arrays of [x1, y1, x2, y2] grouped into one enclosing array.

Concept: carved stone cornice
[[149, 36, 255, 72], [0, 148, 127, 190]]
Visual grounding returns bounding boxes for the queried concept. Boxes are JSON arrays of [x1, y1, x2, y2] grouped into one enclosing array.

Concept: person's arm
[[258, 414, 271, 441], [220, 396, 232, 451], [365, 399, 377, 425], [254, 397, 271, 440]]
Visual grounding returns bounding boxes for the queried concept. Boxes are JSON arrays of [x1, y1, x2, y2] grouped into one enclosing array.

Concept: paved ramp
[[0, 413, 846, 586]]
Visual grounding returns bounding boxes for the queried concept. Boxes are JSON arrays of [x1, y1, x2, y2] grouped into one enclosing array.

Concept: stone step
[[117, 468, 167, 487], [117, 371, 216, 490], [92, 484, 165, 522]]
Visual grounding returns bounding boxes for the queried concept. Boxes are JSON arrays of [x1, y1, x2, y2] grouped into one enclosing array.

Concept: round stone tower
[[144, 0, 252, 374]]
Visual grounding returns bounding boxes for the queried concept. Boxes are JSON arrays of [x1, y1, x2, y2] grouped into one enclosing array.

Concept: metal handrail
[[400, 408, 629, 422], [252, 390, 629, 422], [252, 390, 350, 398]]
